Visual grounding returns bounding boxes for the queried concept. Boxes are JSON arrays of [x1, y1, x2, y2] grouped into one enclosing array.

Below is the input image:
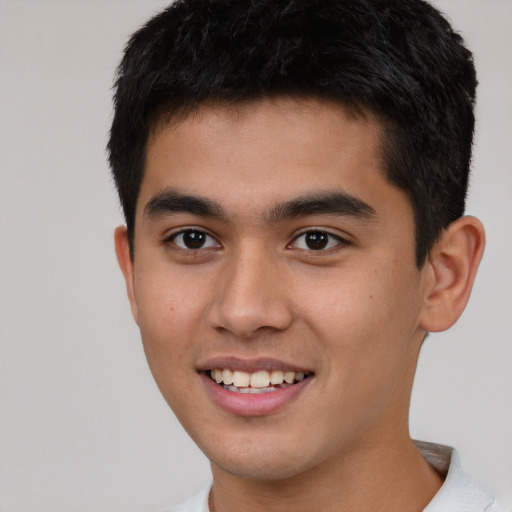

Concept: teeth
[[270, 370, 284, 385], [232, 370, 250, 387], [283, 371, 295, 384], [250, 370, 270, 388], [222, 368, 233, 385], [212, 368, 223, 383], [210, 368, 309, 389]]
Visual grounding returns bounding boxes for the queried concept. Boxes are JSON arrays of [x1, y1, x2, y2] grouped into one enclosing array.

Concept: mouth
[[207, 368, 313, 394], [198, 358, 315, 415]]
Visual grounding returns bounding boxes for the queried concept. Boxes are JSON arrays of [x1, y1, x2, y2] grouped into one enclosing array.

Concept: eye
[[169, 229, 220, 250], [290, 230, 347, 251]]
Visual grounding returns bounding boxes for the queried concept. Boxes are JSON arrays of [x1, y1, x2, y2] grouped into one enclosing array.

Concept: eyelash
[[288, 230, 351, 253], [164, 228, 351, 254], [165, 228, 220, 251]]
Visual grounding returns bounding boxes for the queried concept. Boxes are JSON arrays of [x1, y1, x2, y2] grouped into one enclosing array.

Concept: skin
[[115, 98, 485, 512]]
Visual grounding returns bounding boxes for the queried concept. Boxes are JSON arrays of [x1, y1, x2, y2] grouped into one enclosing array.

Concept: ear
[[419, 216, 485, 332], [114, 226, 139, 325]]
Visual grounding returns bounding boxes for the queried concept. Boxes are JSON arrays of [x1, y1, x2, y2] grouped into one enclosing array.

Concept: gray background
[[0, 1, 510, 510]]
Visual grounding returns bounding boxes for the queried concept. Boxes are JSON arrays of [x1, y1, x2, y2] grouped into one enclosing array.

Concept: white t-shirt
[[163, 441, 503, 512]]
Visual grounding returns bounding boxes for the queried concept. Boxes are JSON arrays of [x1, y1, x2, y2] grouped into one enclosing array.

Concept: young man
[[108, 1, 501, 510]]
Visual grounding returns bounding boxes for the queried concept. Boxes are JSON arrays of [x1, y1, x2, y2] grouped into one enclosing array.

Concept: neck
[[209, 434, 443, 512]]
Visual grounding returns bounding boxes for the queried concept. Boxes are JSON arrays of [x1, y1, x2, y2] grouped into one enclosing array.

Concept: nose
[[206, 246, 293, 338]]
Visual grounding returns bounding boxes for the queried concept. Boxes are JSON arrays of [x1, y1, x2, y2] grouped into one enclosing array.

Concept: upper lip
[[196, 356, 313, 374]]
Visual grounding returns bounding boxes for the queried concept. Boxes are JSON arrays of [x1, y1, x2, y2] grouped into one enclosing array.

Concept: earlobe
[[114, 226, 139, 325], [419, 216, 485, 332]]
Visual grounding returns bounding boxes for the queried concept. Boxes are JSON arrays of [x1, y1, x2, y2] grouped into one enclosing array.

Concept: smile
[[208, 368, 310, 393], [199, 359, 315, 415]]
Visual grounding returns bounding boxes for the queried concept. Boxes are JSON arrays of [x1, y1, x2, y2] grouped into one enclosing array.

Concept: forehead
[[150, 98, 381, 165], [138, 97, 406, 225]]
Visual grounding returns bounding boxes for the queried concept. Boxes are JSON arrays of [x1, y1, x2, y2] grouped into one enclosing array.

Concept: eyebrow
[[144, 188, 376, 224], [266, 191, 377, 223], [144, 189, 228, 221]]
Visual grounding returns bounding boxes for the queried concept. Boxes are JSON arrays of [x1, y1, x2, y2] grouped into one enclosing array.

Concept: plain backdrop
[[0, 1, 510, 511]]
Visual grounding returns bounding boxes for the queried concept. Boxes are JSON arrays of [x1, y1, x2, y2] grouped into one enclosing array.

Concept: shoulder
[[160, 484, 211, 512], [416, 441, 500, 512]]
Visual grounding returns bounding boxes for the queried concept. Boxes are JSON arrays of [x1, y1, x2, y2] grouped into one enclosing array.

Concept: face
[[117, 98, 430, 481]]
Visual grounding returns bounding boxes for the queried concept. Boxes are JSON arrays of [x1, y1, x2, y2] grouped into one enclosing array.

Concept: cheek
[[133, 268, 208, 378], [299, 263, 422, 389]]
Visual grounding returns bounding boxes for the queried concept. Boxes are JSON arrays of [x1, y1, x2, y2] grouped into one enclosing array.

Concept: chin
[[203, 433, 323, 481], [212, 454, 310, 481]]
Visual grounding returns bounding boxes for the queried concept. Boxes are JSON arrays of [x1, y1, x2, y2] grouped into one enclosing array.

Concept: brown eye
[[171, 230, 219, 250], [290, 230, 348, 251], [304, 231, 329, 250]]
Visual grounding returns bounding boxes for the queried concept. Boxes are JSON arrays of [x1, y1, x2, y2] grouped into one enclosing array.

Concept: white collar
[[416, 440, 496, 511]]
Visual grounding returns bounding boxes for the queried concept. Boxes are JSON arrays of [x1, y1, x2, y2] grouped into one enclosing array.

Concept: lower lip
[[200, 373, 313, 416]]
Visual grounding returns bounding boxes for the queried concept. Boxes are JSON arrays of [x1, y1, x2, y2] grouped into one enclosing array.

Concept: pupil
[[183, 231, 206, 249], [306, 231, 328, 250]]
